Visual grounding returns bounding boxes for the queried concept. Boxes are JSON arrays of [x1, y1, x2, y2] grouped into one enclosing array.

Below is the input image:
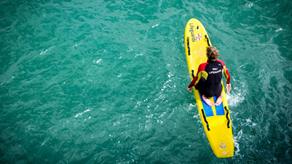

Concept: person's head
[[207, 46, 219, 60]]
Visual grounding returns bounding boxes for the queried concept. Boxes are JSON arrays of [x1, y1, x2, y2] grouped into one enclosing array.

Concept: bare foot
[[215, 96, 222, 106], [203, 95, 214, 106]]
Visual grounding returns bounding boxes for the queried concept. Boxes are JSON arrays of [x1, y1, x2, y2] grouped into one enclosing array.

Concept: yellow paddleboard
[[184, 18, 234, 158]]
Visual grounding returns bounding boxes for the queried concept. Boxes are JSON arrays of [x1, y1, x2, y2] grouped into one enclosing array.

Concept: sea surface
[[0, 0, 292, 163]]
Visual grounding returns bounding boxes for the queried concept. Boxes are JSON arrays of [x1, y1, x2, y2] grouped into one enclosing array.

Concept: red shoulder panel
[[198, 63, 207, 72], [216, 59, 225, 66]]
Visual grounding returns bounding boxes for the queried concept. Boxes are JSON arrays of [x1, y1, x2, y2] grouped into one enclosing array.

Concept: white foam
[[117, 74, 122, 78], [40, 49, 48, 55], [245, 2, 254, 8], [275, 28, 283, 32], [227, 81, 247, 107], [151, 24, 159, 28], [40, 138, 49, 146], [188, 103, 196, 112], [134, 53, 144, 58], [73, 43, 79, 48], [134, 101, 142, 109], [40, 46, 55, 55], [234, 129, 243, 156], [160, 76, 172, 92], [243, 118, 257, 127], [246, 118, 252, 123], [74, 109, 91, 118], [167, 72, 173, 78], [227, 93, 245, 107], [193, 112, 199, 119], [95, 59, 102, 64]]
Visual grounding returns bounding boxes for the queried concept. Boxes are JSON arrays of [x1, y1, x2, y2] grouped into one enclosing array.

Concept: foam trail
[[227, 81, 247, 107], [234, 129, 243, 157]]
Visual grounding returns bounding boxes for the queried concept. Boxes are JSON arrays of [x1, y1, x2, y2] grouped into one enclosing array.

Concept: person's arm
[[223, 65, 231, 84], [218, 60, 231, 93], [217, 60, 231, 83], [188, 76, 197, 89], [224, 66, 231, 94], [188, 64, 208, 90]]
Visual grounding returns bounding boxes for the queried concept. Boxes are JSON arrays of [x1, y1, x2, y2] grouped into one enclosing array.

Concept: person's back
[[188, 46, 231, 106]]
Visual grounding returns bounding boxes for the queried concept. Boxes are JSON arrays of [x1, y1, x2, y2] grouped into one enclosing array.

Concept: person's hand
[[226, 83, 231, 94], [187, 87, 193, 92]]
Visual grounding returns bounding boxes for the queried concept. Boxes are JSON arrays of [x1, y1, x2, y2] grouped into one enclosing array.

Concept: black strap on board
[[191, 70, 195, 78], [201, 109, 210, 131], [205, 35, 211, 46], [187, 37, 191, 56], [224, 106, 230, 128]]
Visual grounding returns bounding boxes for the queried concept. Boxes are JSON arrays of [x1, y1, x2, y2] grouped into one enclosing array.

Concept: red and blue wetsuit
[[188, 59, 231, 97]]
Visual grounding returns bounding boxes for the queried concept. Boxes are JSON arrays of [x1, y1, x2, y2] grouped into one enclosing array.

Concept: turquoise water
[[0, 0, 292, 163]]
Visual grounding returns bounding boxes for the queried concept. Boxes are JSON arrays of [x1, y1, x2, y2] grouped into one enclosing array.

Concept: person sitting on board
[[187, 46, 231, 106]]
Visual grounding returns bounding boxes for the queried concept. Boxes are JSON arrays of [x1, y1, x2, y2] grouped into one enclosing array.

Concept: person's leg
[[203, 95, 214, 106], [215, 84, 223, 106], [197, 81, 214, 106], [215, 95, 222, 106]]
